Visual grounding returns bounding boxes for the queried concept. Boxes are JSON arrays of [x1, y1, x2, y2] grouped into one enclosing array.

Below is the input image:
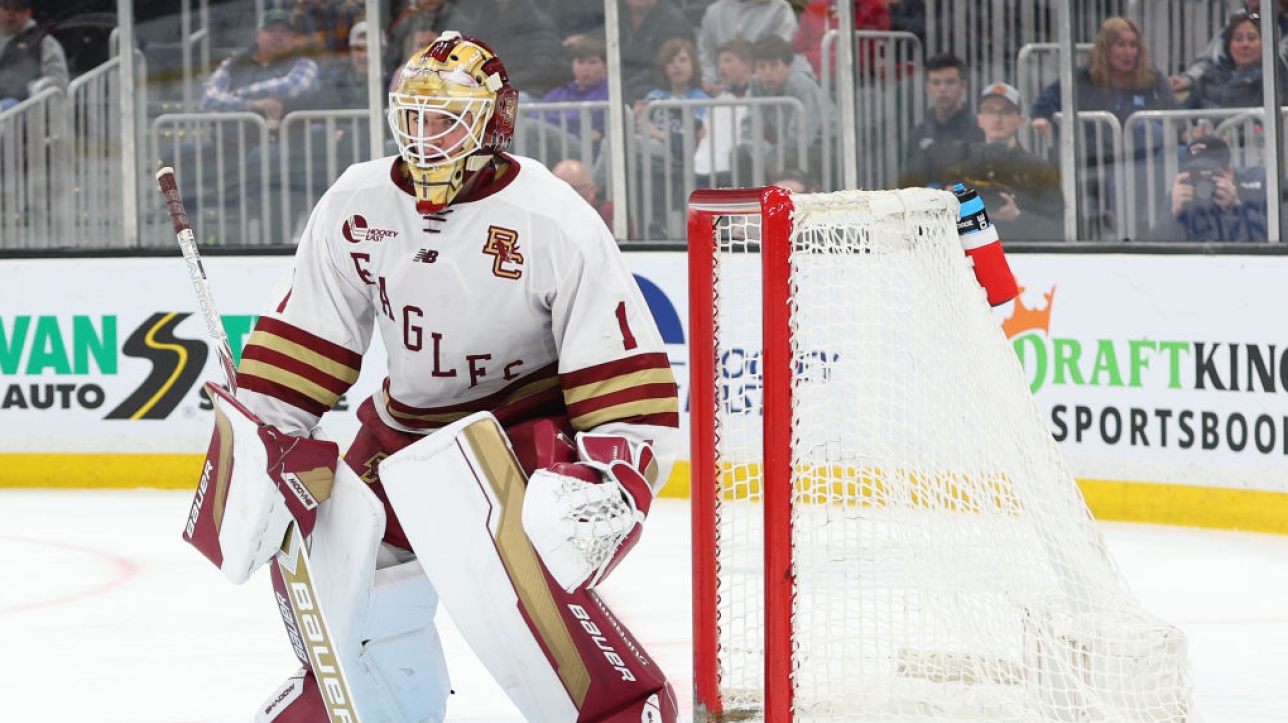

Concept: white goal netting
[[692, 188, 1193, 723]]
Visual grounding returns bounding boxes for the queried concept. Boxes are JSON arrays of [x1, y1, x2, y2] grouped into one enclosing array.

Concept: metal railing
[[1123, 107, 1286, 239], [1, 0, 1282, 249], [0, 87, 72, 248], [819, 29, 924, 191], [630, 96, 807, 239]]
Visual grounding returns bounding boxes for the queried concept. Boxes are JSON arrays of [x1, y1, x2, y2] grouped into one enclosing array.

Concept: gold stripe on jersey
[[239, 358, 347, 409], [384, 370, 562, 427], [569, 397, 680, 432], [247, 329, 363, 386], [561, 367, 677, 406]]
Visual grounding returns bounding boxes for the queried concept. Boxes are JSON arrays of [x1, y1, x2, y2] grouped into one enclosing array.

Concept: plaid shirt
[[293, 0, 364, 56], [201, 51, 320, 112]]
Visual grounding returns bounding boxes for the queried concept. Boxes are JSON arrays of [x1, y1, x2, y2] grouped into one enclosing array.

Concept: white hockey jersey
[[235, 154, 678, 458]]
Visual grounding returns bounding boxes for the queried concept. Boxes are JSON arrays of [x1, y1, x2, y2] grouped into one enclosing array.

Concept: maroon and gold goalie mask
[[387, 31, 518, 212]]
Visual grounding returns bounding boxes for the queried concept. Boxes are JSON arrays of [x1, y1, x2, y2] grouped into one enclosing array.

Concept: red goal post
[[685, 187, 1194, 723]]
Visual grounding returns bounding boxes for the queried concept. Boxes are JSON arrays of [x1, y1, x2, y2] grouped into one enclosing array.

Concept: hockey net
[[687, 187, 1193, 723]]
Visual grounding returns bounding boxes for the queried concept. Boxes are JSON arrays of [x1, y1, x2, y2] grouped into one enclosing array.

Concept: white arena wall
[[1, 252, 1285, 534]]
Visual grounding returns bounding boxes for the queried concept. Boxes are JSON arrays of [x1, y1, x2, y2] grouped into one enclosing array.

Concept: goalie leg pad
[[260, 463, 450, 722], [379, 412, 676, 723]]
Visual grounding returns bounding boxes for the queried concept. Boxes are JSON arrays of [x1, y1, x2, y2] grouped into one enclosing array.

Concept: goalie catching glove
[[522, 432, 659, 592]]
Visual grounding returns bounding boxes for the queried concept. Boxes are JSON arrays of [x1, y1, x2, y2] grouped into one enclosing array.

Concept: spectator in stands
[[695, 38, 755, 188], [315, 21, 371, 111], [939, 83, 1064, 241], [180, 9, 320, 238], [1169, 0, 1288, 94], [1150, 134, 1267, 242], [635, 37, 710, 237], [536, 35, 609, 155], [898, 53, 982, 187], [1029, 17, 1176, 237], [770, 167, 821, 193], [385, 0, 459, 88], [554, 157, 615, 228], [1030, 17, 1176, 137], [308, 21, 375, 179], [886, 0, 926, 46], [389, 18, 445, 91], [200, 9, 320, 127], [697, 0, 801, 94], [447, 0, 566, 100], [620, 0, 696, 103], [1183, 11, 1288, 115], [292, 0, 363, 59], [0, 0, 70, 112], [792, 0, 890, 81], [737, 34, 831, 181], [535, 0, 605, 46]]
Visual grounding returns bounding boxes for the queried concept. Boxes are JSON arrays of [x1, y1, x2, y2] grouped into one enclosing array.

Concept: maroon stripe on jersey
[[240, 345, 354, 397], [561, 353, 679, 431], [385, 386, 566, 431], [564, 382, 679, 422], [560, 353, 673, 388], [253, 317, 364, 368], [492, 386, 567, 428], [383, 363, 563, 429], [239, 374, 333, 417]]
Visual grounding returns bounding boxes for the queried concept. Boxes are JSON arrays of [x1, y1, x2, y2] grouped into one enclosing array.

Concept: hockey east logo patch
[[342, 214, 399, 243]]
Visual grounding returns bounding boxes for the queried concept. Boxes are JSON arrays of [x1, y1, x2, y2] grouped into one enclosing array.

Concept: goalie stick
[[156, 167, 364, 723]]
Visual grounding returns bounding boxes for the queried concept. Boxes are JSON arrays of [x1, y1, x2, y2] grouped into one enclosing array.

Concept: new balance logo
[[413, 249, 440, 263]]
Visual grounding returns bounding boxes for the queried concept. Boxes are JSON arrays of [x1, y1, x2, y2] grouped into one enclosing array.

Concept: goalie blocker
[[183, 382, 338, 584]]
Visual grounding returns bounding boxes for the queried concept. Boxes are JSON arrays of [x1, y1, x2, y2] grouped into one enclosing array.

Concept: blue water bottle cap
[[953, 183, 966, 193]]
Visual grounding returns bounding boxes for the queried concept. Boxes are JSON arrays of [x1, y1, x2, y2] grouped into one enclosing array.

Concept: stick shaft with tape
[[155, 167, 365, 723], [156, 167, 240, 392]]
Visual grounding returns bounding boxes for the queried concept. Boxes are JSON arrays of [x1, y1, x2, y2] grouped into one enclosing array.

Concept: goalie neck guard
[[387, 31, 519, 213]]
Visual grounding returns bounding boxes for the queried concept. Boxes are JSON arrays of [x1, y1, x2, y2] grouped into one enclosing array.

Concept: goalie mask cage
[[686, 187, 1194, 723]]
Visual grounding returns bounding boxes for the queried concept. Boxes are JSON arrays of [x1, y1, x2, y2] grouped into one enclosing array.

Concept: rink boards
[[1, 252, 1286, 534]]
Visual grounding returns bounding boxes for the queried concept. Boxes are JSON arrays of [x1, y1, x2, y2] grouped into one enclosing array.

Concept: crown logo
[[1002, 285, 1055, 339]]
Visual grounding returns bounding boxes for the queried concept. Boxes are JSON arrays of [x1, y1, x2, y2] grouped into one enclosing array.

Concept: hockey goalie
[[182, 32, 679, 723]]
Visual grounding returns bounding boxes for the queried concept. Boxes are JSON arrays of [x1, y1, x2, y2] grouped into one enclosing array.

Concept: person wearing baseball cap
[[259, 7, 295, 30], [935, 79, 1065, 241], [977, 82, 1025, 146], [348, 20, 368, 49], [200, 7, 317, 120], [1152, 134, 1269, 242], [166, 3, 319, 242], [0, 0, 70, 111]]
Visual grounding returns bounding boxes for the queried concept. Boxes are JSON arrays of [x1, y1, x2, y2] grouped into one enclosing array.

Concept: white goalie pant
[[256, 462, 452, 723]]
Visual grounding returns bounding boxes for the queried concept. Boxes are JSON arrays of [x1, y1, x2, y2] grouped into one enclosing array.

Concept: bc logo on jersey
[[483, 225, 523, 279]]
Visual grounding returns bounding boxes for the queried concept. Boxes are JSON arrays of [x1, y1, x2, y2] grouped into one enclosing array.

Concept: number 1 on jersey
[[615, 301, 637, 351]]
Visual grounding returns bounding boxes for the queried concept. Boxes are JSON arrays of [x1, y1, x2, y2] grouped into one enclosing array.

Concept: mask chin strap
[[411, 154, 494, 214]]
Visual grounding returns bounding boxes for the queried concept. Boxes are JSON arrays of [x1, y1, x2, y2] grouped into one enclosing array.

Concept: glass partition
[[0, 0, 1283, 248]]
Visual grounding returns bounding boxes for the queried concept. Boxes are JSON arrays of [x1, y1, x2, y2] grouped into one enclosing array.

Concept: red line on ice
[[0, 535, 141, 614]]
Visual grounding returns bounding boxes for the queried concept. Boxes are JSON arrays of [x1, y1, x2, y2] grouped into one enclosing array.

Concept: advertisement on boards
[[2, 252, 1286, 502], [1005, 255, 1288, 493]]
